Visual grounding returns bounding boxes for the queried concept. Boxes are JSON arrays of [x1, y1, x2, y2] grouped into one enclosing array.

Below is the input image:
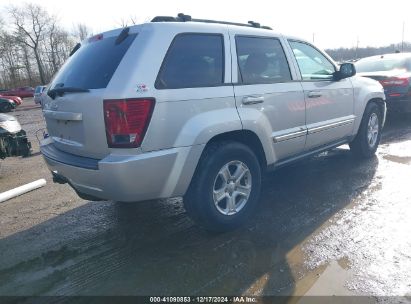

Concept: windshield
[[355, 56, 410, 73], [51, 33, 137, 90]]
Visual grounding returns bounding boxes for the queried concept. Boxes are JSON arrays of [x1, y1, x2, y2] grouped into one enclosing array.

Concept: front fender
[[351, 76, 386, 135]]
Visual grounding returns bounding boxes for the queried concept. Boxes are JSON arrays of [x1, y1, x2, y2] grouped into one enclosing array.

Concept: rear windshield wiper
[[115, 27, 130, 45], [47, 87, 89, 99], [69, 43, 81, 56]]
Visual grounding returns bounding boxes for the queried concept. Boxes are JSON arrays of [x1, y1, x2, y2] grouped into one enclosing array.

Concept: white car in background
[[34, 86, 47, 105]]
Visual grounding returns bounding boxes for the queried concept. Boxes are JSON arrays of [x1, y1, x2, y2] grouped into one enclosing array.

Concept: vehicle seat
[[163, 56, 213, 88], [242, 53, 269, 83]]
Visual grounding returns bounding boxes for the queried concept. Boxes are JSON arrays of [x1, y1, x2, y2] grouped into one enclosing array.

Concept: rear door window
[[155, 34, 224, 89], [51, 34, 137, 90], [235, 36, 292, 84]]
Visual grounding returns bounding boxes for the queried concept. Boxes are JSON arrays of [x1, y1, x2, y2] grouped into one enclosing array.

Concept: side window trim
[[234, 35, 294, 85], [288, 39, 337, 82], [155, 32, 225, 90]]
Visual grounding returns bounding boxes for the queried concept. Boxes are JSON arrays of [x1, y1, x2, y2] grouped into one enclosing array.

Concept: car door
[[287, 40, 355, 151], [231, 33, 306, 163]]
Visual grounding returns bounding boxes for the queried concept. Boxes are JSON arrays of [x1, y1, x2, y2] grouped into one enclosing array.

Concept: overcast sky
[[2, 0, 411, 49]]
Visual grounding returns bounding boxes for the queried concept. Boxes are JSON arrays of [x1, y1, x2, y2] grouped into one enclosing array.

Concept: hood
[[0, 113, 16, 122], [0, 114, 21, 134]]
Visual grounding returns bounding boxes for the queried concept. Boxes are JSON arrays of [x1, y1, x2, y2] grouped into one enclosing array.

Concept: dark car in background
[[1, 86, 34, 98], [355, 53, 411, 112], [0, 97, 16, 112]]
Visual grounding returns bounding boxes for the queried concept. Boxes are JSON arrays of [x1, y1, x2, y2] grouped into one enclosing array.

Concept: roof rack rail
[[151, 13, 272, 30]]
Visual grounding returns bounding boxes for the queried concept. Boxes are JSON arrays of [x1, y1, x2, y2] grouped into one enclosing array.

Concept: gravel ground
[[0, 99, 410, 302]]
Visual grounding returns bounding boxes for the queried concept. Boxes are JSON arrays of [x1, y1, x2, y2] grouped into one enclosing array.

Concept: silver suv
[[41, 15, 386, 231]]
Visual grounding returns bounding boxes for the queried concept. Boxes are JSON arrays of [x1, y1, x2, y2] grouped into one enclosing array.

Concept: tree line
[[326, 42, 411, 62], [1, 3, 410, 89], [0, 3, 91, 89]]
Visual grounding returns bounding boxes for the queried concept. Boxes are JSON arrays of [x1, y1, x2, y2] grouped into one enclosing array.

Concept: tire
[[349, 102, 382, 158], [184, 141, 262, 232]]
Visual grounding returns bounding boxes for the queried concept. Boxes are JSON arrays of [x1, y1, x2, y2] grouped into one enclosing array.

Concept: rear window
[[155, 34, 224, 89], [355, 57, 409, 73], [51, 34, 137, 90]]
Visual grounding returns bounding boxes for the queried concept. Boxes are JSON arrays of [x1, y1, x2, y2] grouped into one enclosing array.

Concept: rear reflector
[[103, 98, 155, 148]]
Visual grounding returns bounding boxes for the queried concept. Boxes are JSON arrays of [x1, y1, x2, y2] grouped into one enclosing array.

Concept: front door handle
[[308, 91, 322, 98], [242, 96, 265, 105]]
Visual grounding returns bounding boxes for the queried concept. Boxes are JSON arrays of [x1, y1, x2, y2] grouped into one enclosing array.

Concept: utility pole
[[312, 33, 315, 43], [355, 36, 359, 59], [402, 22, 405, 52]]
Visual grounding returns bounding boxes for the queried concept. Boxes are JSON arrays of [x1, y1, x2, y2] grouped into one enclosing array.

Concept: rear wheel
[[184, 141, 262, 232], [349, 102, 382, 158]]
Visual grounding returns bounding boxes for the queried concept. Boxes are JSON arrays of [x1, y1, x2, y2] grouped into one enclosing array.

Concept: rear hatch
[[43, 27, 139, 159]]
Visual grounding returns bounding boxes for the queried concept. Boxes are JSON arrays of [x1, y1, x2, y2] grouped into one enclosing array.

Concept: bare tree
[[20, 43, 34, 84], [116, 15, 146, 27], [73, 23, 91, 41], [117, 17, 129, 27], [0, 32, 24, 87], [8, 3, 52, 84], [0, 6, 76, 87], [44, 22, 75, 76]]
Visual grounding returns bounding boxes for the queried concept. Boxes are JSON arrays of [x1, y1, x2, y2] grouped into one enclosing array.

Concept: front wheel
[[349, 102, 382, 158], [184, 141, 262, 232]]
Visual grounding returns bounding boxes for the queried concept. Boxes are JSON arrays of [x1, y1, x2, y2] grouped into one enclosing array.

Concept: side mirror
[[334, 63, 356, 80]]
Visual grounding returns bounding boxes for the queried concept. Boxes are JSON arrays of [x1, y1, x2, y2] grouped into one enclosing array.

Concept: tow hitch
[[51, 171, 68, 184]]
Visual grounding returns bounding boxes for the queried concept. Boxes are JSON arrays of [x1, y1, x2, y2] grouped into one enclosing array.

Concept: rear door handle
[[308, 91, 322, 98], [242, 96, 265, 105]]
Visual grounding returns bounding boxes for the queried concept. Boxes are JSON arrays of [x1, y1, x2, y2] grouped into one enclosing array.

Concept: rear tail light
[[379, 77, 409, 87], [103, 98, 155, 148]]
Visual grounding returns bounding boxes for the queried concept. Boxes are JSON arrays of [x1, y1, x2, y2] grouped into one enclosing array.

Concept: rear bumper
[[41, 142, 204, 202], [386, 96, 411, 113]]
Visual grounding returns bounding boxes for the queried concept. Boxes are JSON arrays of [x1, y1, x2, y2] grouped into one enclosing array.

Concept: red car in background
[[0, 94, 22, 105], [1, 86, 34, 98]]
